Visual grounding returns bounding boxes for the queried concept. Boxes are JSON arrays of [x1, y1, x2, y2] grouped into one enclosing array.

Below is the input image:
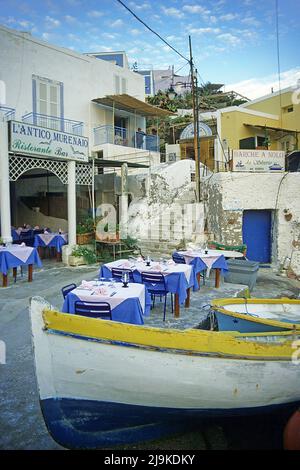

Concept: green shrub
[[71, 246, 97, 264]]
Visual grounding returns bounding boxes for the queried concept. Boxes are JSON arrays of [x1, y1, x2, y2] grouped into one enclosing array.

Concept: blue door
[[242, 210, 272, 263]]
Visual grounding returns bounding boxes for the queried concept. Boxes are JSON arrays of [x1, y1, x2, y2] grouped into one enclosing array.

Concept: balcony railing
[[0, 105, 15, 121], [94, 125, 160, 152], [22, 112, 84, 136]]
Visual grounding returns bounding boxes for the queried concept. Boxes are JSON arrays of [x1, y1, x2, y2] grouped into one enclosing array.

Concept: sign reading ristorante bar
[[9, 120, 89, 162]]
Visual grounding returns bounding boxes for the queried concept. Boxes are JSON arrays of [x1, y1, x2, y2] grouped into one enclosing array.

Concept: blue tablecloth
[[34, 234, 68, 253], [100, 264, 194, 305], [188, 255, 228, 275], [62, 288, 151, 325], [0, 247, 43, 275]]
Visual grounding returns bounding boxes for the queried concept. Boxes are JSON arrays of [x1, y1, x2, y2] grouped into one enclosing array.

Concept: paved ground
[[0, 260, 299, 450]]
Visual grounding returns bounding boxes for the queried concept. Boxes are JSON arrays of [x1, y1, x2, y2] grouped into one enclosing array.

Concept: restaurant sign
[[232, 150, 285, 172], [9, 121, 89, 162]]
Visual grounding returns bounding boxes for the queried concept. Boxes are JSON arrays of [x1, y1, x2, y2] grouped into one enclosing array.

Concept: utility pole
[[189, 36, 200, 202]]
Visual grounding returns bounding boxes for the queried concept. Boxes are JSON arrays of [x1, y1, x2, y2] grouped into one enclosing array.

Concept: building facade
[[0, 25, 164, 247]]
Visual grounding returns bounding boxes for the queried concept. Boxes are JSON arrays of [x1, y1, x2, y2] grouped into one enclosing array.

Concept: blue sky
[[1, 0, 299, 98]]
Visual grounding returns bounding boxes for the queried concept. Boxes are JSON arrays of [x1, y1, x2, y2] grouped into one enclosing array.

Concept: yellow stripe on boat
[[42, 309, 299, 360], [211, 298, 300, 331]]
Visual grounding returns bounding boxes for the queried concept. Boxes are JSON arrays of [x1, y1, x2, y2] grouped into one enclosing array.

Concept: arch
[[9, 155, 68, 184]]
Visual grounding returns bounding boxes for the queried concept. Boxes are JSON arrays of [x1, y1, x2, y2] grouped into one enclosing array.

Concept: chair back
[[19, 229, 34, 246], [74, 301, 112, 319], [172, 252, 186, 264], [111, 268, 134, 282], [61, 283, 77, 299], [141, 271, 166, 293], [33, 229, 44, 235]]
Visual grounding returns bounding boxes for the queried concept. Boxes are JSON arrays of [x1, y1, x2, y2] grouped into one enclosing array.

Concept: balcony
[[22, 112, 84, 136], [93, 125, 160, 152], [0, 105, 15, 121]]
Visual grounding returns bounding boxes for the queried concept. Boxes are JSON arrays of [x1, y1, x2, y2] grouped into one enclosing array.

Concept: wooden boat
[[30, 296, 300, 449], [210, 298, 300, 333]]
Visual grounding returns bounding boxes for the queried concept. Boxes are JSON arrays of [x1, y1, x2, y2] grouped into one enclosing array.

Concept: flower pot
[[68, 255, 86, 266], [76, 232, 94, 245]]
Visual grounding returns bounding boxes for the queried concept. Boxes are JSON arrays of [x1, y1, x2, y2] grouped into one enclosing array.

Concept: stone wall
[[203, 172, 300, 277]]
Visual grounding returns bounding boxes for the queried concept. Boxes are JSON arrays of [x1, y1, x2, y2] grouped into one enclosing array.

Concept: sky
[[0, 0, 299, 99]]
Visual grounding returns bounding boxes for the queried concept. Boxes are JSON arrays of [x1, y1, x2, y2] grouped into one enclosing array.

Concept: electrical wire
[[116, 0, 190, 63]]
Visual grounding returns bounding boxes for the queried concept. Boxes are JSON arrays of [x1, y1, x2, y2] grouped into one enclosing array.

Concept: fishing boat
[[210, 298, 300, 333], [30, 296, 300, 449]]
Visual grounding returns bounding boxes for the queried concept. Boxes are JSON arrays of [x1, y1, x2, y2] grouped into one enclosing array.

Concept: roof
[[94, 159, 149, 169], [92, 94, 175, 117], [243, 123, 299, 133]]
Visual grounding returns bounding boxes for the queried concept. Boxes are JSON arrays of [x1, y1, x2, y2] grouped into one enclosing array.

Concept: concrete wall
[[203, 172, 300, 276]]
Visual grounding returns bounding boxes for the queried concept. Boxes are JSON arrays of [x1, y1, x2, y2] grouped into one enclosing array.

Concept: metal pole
[[189, 36, 200, 202]]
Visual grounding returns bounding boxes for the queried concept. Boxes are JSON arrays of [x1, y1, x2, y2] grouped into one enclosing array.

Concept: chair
[[141, 271, 173, 321], [74, 301, 112, 320], [61, 283, 77, 299], [19, 229, 34, 247], [111, 268, 134, 282], [172, 252, 186, 264]]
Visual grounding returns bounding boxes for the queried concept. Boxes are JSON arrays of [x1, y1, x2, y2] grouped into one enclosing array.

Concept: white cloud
[[220, 13, 238, 21], [227, 67, 300, 100], [217, 33, 241, 46], [102, 32, 117, 40], [110, 19, 123, 28], [87, 10, 104, 18], [130, 28, 141, 35], [183, 5, 210, 15], [190, 27, 221, 34], [161, 7, 184, 18], [241, 16, 261, 27], [129, 1, 150, 9], [45, 16, 60, 28]]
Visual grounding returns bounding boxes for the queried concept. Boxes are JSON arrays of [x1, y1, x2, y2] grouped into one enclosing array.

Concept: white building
[[0, 24, 169, 248]]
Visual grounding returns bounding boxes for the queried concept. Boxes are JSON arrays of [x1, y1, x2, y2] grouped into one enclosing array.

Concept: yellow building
[[199, 86, 299, 171]]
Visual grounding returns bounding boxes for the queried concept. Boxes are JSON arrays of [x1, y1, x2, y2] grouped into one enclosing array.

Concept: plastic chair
[[172, 252, 186, 264], [74, 301, 112, 320], [111, 268, 134, 282], [141, 271, 173, 321], [61, 283, 77, 299]]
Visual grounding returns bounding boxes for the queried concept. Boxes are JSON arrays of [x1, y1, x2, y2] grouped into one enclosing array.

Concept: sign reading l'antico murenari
[[232, 150, 285, 172], [9, 121, 89, 162]]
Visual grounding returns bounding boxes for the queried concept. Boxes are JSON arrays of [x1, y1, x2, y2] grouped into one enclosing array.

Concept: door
[[242, 210, 272, 263]]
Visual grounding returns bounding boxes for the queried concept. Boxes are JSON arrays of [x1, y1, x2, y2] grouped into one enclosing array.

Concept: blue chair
[[74, 301, 112, 320], [111, 268, 134, 282], [19, 229, 34, 246], [141, 271, 173, 321], [172, 252, 186, 264], [61, 283, 77, 299]]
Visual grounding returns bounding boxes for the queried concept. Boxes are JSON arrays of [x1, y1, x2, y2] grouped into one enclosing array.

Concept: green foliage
[[76, 217, 95, 234], [71, 246, 97, 264]]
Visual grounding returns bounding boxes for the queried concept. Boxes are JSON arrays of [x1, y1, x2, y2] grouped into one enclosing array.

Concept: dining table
[[62, 280, 151, 325], [100, 258, 196, 318], [34, 232, 68, 260], [0, 245, 43, 287], [178, 249, 230, 288]]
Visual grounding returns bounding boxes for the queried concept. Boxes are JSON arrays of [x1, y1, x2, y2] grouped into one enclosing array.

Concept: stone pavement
[[0, 260, 299, 450]]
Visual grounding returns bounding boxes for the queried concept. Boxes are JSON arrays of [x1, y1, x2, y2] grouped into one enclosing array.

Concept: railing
[[94, 125, 160, 152], [22, 112, 84, 136], [0, 105, 15, 121]]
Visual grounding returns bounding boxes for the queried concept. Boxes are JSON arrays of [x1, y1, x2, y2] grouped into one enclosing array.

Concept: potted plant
[[76, 217, 95, 245], [69, 246, 97, 266]]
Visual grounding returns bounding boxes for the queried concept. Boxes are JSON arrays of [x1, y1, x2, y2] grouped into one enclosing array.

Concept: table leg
[[3, 273, 8, 287], [215, 268, 221, 288], [28, 264, 33, 282], [38, 246, 43, 259], [197, 272, 201, 289], [56, 250, 62, 262], [174, 294, 180, 318], [185, 287, 191, 308], [13, 267, 17, 283]]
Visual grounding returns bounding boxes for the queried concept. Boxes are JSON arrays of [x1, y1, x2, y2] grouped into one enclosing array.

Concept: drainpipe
[[67, 161, 76, 247], [0, 122, 12, 243]]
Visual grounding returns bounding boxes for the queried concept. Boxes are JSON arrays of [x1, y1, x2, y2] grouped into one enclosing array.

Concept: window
[[283, 105, 294, 113], [114, 75, 120, 94], [33, 75, 63, 129], [114, 75, 127, 94]]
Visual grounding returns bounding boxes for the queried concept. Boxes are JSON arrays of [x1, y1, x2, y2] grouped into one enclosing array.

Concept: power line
[[116, 0, 190, 63]]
